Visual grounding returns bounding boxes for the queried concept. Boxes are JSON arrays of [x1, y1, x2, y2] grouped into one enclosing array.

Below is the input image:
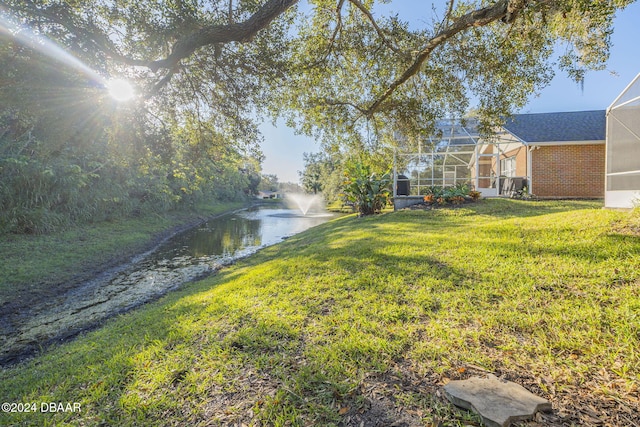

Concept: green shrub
[[423, 183, 473, 206], [442, 182, 470, 201], [342, 162, 391, 216], [424, 186, 444, 198]]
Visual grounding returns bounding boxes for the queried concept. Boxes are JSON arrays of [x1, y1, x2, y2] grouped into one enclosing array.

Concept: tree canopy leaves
[[2, 0, 632, 138]]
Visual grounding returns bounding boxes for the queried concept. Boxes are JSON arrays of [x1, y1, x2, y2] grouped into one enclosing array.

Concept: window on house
[[500, 156, 517, 177]]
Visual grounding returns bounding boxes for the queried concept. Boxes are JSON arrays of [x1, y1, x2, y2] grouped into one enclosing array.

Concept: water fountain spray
[[285, 193, 323, 216]]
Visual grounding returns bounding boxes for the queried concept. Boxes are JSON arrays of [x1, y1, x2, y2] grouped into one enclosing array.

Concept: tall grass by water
[[1, 199, 638, 426]]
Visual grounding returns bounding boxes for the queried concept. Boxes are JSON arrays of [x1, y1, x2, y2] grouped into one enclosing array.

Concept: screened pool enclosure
[[606, 72, 640, 208], [392, 118, 528, 207]]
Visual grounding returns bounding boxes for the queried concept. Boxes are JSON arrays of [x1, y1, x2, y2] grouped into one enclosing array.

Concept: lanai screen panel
[[397, 118, 478, 194], [607, 74, 640, 192]]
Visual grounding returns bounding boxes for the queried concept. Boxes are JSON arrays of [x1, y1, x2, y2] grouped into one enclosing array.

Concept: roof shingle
[[503, 110, 606, 143]]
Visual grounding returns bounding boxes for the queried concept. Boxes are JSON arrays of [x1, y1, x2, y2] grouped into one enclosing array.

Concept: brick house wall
[[530, 144, 605, 198]]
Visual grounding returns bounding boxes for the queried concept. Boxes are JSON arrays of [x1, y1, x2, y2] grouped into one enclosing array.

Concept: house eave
[[529, 139, 605, 147]]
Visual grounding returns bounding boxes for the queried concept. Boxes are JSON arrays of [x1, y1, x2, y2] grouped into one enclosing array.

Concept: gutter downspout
[[393, 149, 398, 200], [474, 144, 479, 191], [604, 109, 610, 206], [527, 146, 534, 195]]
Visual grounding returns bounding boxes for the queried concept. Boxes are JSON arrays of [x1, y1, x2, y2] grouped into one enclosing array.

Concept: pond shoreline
[[0, 201, 337, 367], [0, 204, 256, 367]]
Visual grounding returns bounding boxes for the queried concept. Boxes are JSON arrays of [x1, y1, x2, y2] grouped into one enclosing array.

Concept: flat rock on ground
[[443, 374, 552, 427]]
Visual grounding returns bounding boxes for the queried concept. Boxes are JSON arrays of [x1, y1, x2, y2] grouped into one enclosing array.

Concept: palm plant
[[342, 162, 391, 216]]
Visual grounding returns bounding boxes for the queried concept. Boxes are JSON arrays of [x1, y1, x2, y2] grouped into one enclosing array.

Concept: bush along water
[[0, 110, 260, 235]]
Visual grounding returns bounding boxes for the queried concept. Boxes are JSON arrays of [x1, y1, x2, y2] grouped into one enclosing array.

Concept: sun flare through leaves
[[106, 79, 136, 102]]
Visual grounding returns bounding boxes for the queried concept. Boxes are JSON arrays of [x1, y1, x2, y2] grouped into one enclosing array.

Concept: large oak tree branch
[[347, 0, 404, 55], [364, 0, 527, 116], [11, 0, 546, 109], [145, 0, 299, 72]]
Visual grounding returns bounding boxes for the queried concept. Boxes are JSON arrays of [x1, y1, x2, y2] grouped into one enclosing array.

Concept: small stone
[[443, 374, 552, 427]]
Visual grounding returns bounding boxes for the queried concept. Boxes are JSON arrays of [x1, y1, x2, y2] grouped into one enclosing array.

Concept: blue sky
[[260, 1, 640, 183]]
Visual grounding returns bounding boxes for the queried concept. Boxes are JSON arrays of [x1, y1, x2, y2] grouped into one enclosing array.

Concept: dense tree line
[[0, 32, 262, 234]]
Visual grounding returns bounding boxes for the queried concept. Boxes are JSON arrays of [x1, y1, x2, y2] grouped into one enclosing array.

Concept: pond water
[[153, 206, 334, 263], [1, 205, 339, 364]]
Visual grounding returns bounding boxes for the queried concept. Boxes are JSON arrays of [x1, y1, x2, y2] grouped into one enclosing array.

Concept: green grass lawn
[[1, 199, 638, 426]]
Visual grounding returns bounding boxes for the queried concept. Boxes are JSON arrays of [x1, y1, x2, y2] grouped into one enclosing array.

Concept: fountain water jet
[[285, 193, 324, 216]]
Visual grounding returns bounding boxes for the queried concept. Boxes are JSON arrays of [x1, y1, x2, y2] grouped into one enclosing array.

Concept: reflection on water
[[153, 206, 334, 262], [153, 210, 263, 260], [1, 205, 338, 364]]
